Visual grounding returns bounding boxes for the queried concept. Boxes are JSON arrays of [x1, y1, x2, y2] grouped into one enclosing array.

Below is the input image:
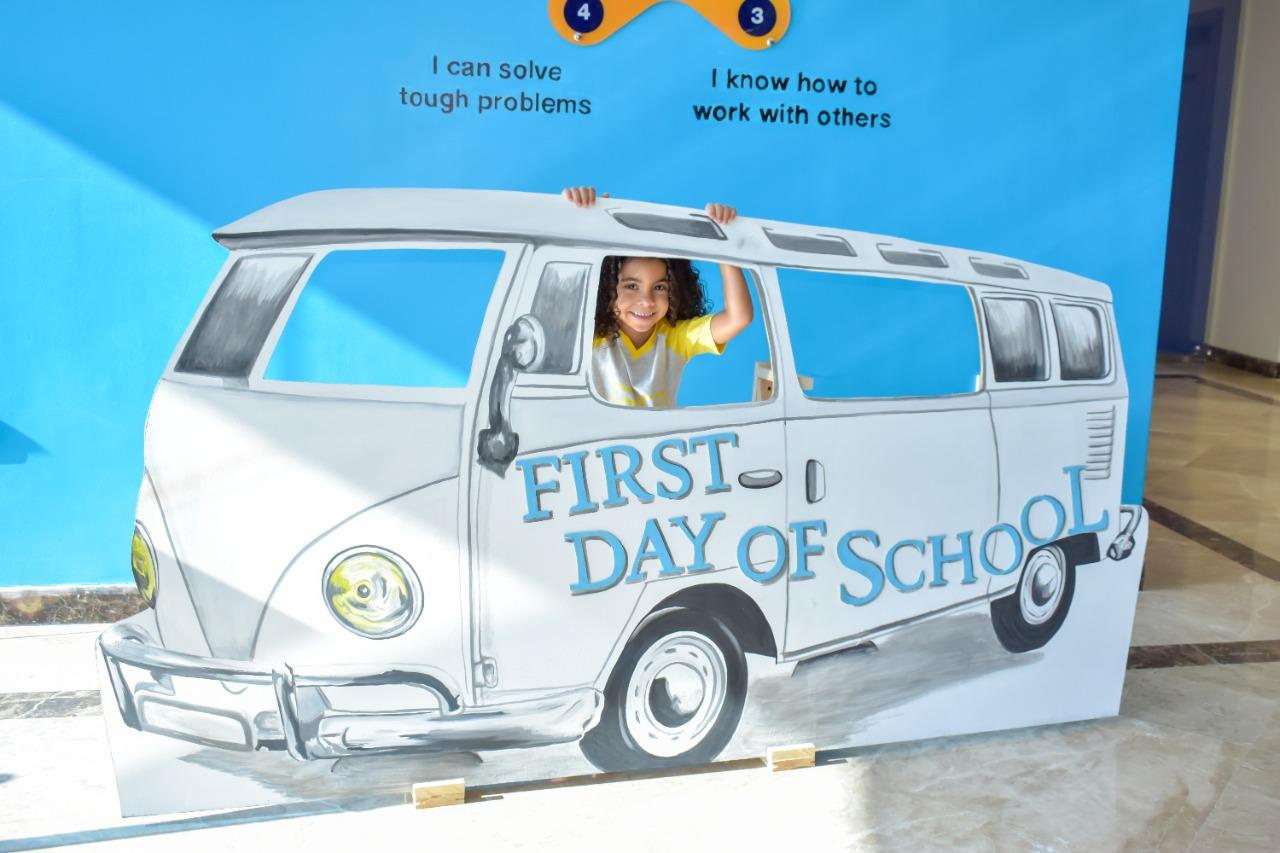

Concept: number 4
[[578, 2, 592, 20]]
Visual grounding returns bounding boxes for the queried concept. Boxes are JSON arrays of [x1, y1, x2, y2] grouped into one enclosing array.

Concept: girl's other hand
[[563, 186, 609, 207], [705, 203, 737, 225]]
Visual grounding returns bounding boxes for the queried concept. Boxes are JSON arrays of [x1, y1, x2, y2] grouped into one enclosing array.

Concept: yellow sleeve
[[668, 315, 725, 360]]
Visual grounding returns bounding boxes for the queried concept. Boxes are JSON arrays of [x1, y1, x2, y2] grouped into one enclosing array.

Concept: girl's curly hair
[[594, 256, 711, 340]]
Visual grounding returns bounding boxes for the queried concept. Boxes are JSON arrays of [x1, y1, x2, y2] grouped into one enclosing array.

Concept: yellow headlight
[[323, 548, 420, 638], [131, 525, 158, 607]]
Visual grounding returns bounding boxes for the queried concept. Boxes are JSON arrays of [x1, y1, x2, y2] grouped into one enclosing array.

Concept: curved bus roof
[[215, 189, 1112, 302]]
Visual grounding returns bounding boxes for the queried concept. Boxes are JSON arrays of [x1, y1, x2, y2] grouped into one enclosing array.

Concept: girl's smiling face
[[613, 257, 670, 346]]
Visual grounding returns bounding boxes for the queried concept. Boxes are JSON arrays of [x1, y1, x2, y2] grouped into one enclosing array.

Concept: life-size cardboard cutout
[[100, 188, 1149, 811], [0, 0, 1178, 819]]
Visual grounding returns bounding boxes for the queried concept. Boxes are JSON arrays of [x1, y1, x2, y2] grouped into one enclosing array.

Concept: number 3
[[751, 6, 764, 25]]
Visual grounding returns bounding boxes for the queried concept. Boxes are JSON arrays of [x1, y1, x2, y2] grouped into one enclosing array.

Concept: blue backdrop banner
[[0, 0, 1186, 586]]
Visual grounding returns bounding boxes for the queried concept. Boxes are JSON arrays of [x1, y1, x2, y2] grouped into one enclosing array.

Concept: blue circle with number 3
[[565, 0, 604, 33], [738, 0, 776, 36]]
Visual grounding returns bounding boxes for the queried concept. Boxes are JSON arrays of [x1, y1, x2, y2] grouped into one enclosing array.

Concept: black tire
[[991, 544, 1075, 652], [580, 607, 747, 772]]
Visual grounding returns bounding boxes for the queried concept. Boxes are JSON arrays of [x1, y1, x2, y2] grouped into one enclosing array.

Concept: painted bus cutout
[[102, 189, 1148, 777]]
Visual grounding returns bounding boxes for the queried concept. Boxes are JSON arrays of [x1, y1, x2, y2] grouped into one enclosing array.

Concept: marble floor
[[1, 360, 1278, 851]]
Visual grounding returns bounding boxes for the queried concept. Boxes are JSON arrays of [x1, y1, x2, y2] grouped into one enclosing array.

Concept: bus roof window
[[609, 211, 726, 240]]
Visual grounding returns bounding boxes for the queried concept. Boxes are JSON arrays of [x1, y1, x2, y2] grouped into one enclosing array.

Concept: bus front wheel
[[580, 608, 747, 772]]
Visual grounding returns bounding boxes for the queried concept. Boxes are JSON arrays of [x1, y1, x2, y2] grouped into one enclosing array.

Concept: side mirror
[[477, 315, 546, 475], [507, 315, 546, 372]]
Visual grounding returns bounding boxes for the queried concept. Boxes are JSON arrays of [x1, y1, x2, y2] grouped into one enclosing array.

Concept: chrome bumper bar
[[99, 622, 602, 760]]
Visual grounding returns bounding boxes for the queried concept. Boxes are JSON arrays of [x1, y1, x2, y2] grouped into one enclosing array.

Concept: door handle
[[739, 469, 782, 489], [806, 459, 825, 503]]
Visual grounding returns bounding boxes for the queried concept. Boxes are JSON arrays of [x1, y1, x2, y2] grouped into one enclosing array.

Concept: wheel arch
[[649, 583, 778, 659], [1054, 531, 1101, 568], [993, 531, 1101, 599]]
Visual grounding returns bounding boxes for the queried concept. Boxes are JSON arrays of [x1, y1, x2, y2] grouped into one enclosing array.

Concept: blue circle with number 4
[[565, 0, 604, 33], [738, 0, 776, 36]]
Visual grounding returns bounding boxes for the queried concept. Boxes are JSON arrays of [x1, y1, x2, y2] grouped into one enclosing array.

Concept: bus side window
[[776, 269, 981, 399], [263, 248, 503, 388], [177, 254, 310, 379], [984, 297, 1048, 382], [678, 264, 772, 407]]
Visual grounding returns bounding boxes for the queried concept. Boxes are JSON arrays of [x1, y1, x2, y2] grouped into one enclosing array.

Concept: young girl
[[563, 187, 753, 408]]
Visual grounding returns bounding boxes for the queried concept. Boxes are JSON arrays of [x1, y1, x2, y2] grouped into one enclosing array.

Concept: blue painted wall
[[0, 0, 1186, 586]]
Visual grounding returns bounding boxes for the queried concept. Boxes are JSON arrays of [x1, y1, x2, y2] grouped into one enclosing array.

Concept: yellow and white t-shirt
[[591, 315, 723, 408]]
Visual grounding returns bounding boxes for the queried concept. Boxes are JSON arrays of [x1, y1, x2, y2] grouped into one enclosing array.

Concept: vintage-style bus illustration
[[101, 189, 1147, 771]]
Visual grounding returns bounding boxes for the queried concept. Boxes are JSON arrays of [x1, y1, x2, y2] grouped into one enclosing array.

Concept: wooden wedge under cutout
[[412, 778, 466, 809], [766, 743, 816, 772]]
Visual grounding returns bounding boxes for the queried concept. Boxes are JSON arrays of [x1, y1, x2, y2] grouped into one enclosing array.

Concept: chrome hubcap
[[1019, 549, 1065, 625], [623, 631, 727, 758]]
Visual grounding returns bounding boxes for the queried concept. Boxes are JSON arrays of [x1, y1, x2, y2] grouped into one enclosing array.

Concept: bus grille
[[1084, 407, 1116, 479]]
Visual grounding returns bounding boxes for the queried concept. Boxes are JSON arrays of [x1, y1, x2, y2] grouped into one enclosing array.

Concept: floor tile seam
[[0, 628, 106, 639], [1143, 738, 1245, 853], [0, 689, 100, 702], [1144, 500, 1280, 582], [0, 814, 366, 853], [1154, 373, 1280, 407], [1183, 771, 1244, 853], [1119, 705, 1269, 757], [1196, 370, 1280, 402], [0, 804, 334, 853], [1191, 773, 1280, 845], [24, 693, 52, 716], [0, 690, 102, 720], [1127, 641, 1280, 670], [1237, 729, 1280, 776]]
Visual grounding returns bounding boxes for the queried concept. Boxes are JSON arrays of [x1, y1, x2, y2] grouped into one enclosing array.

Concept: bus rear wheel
[[991, 544, 1075, 652]]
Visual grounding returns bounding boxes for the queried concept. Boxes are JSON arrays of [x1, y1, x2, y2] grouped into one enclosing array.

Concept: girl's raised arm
[[564, 190, 753, 345], [704, 204, 753, 345]]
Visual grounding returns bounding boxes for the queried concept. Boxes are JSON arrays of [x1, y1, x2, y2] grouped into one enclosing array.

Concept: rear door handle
[[739, 469, 782, 489], [806, 460, 826, 503]]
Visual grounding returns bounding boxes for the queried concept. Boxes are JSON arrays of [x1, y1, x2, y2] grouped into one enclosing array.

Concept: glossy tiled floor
[[1146, 362, 1280, 567], [1, 360, 1278, 852]]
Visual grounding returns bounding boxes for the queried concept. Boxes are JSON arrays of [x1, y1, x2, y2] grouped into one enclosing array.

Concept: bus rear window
[[1053, 302, 1108, 380]]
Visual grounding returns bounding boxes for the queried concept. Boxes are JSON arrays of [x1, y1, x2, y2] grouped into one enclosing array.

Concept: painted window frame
[[982, 294, 1052, 385], [774, 267, 986, 403], [166, 240, 527, 404], [568, 251, 781, 412], [1048, 299, 1114, 383]]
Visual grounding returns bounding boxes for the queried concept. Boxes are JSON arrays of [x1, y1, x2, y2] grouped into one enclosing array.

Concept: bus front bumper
[[99, 622, 602, 760]]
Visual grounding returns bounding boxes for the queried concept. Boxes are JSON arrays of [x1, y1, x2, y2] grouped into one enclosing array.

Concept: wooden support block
[[766, 743, 816, 772], [412, 778, 466, 809], [754, 362, 815, 402]]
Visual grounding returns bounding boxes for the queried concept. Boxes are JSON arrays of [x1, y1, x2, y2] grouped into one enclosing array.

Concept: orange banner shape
[[550, 0, 791, 50]]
